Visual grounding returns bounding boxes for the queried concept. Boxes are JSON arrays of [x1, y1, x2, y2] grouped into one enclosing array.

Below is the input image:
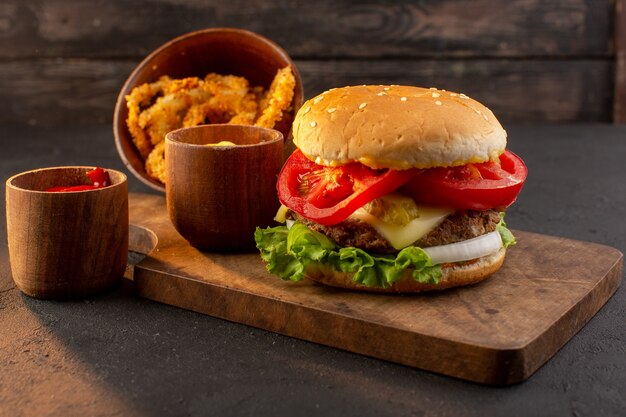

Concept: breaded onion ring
[[145, 141, 166, 184], [255, 66, 296, 128]]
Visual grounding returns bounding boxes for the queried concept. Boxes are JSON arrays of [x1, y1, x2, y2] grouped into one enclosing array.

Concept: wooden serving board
[[129, 193, 623, 385]]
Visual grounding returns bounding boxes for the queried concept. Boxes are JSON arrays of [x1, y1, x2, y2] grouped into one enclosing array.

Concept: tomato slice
[[402, 150, 527, 211], [277, 150, 418, 226]]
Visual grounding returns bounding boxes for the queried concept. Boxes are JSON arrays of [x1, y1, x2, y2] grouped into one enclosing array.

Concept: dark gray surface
[[0, 124, 624, 417]]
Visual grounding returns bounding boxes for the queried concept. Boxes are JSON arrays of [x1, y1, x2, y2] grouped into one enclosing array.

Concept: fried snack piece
[[255, 66, 296, 128], [145, 141, 166, 184], [125, 76, 173, 159], [183, 74, 258, 126], [139, 77, 211, 146]]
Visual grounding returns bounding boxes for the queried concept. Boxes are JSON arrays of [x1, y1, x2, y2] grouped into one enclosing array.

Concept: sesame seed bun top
[[292, 85, 507, 169]]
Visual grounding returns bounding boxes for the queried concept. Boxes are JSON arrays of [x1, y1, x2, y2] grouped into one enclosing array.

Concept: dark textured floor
[[0, 124, 624, 417]]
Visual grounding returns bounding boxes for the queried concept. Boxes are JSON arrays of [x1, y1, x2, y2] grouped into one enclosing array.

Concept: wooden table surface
[[1, 124, 625, 417]]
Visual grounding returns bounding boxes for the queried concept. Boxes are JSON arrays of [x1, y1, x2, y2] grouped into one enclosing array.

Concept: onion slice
[[423, 230, 503, 265]]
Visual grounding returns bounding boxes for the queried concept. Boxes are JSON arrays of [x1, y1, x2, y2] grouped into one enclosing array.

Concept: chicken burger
[[255, 85, 527, 292]]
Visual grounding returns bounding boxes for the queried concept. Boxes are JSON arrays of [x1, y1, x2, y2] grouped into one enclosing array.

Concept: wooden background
[[0, 0, 622, 126]]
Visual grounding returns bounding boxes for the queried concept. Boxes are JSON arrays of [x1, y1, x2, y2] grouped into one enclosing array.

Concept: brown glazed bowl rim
[[165, 124, 284, 149], [6, 166, 127, 194], [113, 27, 303, 193]]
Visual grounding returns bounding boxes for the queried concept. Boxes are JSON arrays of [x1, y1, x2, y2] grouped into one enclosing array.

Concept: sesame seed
[[400, 97, 407, 102], [359, 102, 367, 109], [377, 92, 386, 96], [435, 101, 442, 106], [310, 121, 317, 127], [383, 87, 390, 91], [315, 157, 322, 164], [327, 108, 336, 113], [459, 93, 469, 99], [303, 106, 311, 114], [450, 93, 457, 96], [432, 92, 440, 98], [429, 87, 437, 90], [483, 114, 488, 120], [314, 96, 324, 104]]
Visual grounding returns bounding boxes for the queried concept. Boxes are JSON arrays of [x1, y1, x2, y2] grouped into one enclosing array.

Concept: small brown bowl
[[113, 27, 304, 192], [165, 124, 283, 251], [6, 167, 128, 299]]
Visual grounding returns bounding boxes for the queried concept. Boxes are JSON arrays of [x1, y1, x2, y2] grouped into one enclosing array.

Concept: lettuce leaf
[[254, 225, 305, 280], [255, 222, 441, 288], [497, 213, 516, 248]]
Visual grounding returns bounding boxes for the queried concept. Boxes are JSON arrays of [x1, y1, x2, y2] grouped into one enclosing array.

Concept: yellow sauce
[[205, 141, 237, 147]]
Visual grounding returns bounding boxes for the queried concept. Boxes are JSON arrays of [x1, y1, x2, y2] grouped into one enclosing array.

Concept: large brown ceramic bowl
[[113, 28, 304, 192]]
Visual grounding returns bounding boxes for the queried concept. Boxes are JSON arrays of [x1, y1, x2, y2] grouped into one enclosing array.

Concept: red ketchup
[[46, 167, 111, 192]]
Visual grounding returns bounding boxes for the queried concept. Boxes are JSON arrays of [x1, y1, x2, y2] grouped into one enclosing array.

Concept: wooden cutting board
[[128, 193, 623, 385]]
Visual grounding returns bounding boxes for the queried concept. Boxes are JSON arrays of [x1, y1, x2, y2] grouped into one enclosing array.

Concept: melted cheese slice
[[274, 204, 290, 223], [350, 206, 453, 250]]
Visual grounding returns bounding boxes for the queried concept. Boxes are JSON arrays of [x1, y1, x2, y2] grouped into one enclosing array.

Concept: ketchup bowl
[[6, 167, 128, 299]]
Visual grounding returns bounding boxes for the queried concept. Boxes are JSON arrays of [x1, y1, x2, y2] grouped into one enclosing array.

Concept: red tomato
[[277, 150, 418, 226], [402, 150, 527, 210], [86, 167, 111, 187]]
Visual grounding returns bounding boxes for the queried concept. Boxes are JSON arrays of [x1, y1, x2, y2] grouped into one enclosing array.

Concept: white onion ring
[[423, 231, 503, 265]]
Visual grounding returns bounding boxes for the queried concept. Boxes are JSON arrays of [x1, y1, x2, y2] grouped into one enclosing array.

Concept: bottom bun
[[304, 247, 506, 293]]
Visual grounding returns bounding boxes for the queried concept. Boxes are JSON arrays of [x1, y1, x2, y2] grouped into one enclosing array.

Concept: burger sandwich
[[255, 85, 527, 292]]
